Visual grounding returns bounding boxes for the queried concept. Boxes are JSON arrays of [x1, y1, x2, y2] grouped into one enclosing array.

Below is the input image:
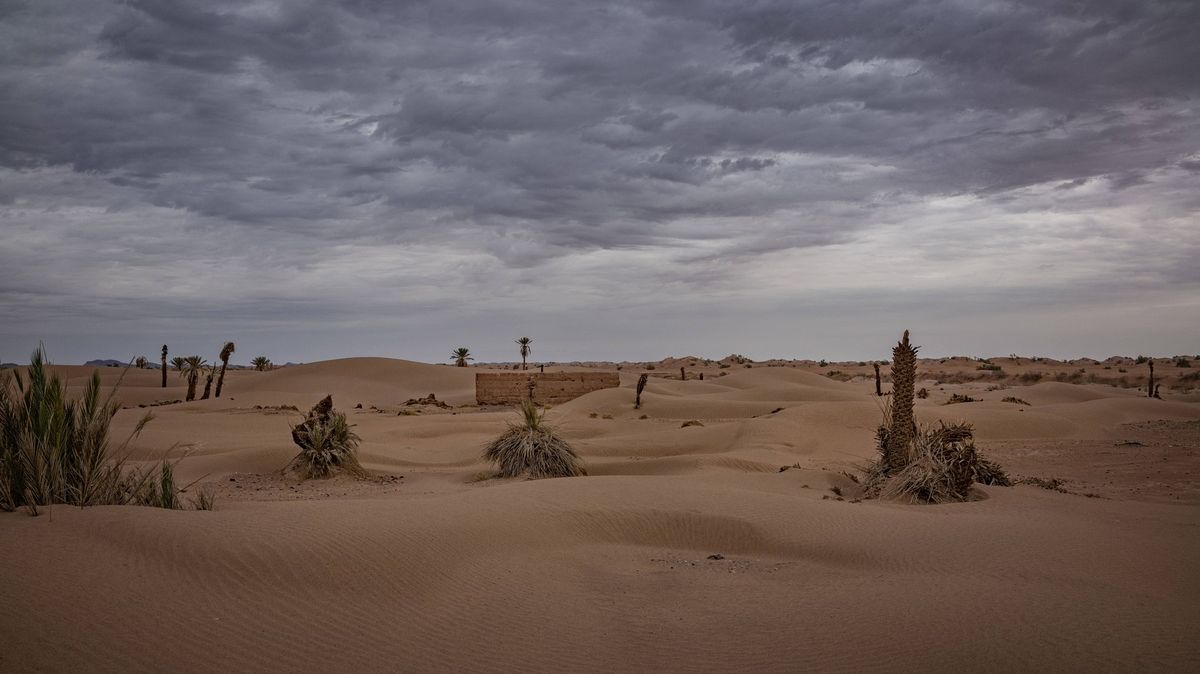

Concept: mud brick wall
[[476, 372, 620, 405]]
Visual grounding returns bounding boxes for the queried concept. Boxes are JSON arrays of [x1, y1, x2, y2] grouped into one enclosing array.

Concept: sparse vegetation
[[483, 399, 584, 479], [251, 356, 272, 372], [1002, 396, 1031, 406], [944, 393, 978, 405], [284, 395, 362, 479]]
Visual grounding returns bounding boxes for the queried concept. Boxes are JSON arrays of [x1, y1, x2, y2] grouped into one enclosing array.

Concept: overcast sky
[[2, 0, 1198, 365]]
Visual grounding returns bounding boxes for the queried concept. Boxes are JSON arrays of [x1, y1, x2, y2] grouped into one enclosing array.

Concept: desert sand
[[2, 357, 1199, 672]]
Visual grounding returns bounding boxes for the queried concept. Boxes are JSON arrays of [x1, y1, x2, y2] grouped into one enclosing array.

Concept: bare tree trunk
[[1148, 360, 1155, 398], [201, 372, 213, 400], [635, 373, 649, 409], [680, 367, 686, 381], [161, 345, 168, 388], [874, 362, 882, 396]]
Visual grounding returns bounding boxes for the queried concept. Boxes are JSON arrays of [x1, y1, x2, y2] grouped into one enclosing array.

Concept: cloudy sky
[[2, 0, 1197, 365]]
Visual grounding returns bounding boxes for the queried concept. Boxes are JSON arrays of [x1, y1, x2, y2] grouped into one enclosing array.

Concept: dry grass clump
[[877, 422, 1010, 503], [483, 399, 585, 479], [284, 395, 363, 479], [943, 393, 978, 405], [1001, 396, 1031, 406], [0, 348, 190, 515]]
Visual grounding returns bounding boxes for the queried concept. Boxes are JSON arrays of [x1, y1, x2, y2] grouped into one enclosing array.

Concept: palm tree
[[134, 356, 148, 369], [199, 363, 215, 400], [451, 347, 473, 367], [179, 356, 207, 402], [160, 345, 168, 388], [516, 337, 532, 371], [215, 341, 235, 398], [171, 356, 186, 372], [251, 356, 272, 372]]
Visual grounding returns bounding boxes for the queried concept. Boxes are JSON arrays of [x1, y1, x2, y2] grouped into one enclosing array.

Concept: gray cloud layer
[[1, 0, 1197, 363]]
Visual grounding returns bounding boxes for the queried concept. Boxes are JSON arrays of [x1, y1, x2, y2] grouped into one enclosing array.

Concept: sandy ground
[[2, 358, 1199, 672]]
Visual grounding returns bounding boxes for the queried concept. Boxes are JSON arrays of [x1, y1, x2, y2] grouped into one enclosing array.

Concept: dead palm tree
[[199, 363, 215, 400], [251, 356, 272, 372], [635, 373, 649, 409], [452, 347, 473, 367], [516, 337, 532, 371], [885, 330, 918, 474], [179, 356, 207, 402], [215, 341, 235, 398], [160, 345, 168, 388]]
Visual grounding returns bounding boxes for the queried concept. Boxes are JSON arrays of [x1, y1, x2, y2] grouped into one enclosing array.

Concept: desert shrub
[[0, 348, 182, 515], [977, 363, 1003, 372], [1001, 396, 1031, 406], [1176, 358, 1192, 368], [944, 393, 978, 405], [1135, 355, 1148, 364], [285, 395, 362, 479], [484, 399, 584, 479], [916, 387, 928, 399], [1016, 372, 1044, 384], [818, 359, 828, 367]]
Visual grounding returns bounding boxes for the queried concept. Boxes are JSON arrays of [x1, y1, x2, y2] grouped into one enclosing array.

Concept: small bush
[[944, 393, 978, 405], [285, 395, 362, 479], [916, 387, 928, 399], [1001, 396, 1031, 406], [1175, 358, 1191, 368], [1135, 355, 1148, 364], [977, 363, 1003, 372], [483, 400, 584, 479]]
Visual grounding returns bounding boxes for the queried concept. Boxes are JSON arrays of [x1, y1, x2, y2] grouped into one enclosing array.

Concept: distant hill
[[83, 359, 126, 367]]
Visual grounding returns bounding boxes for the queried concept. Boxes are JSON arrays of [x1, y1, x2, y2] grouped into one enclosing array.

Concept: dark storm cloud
[[1, 0, 1197, 362]]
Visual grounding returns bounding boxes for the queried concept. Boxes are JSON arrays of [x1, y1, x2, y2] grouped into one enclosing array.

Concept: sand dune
[[3, 357, 1199, 671]]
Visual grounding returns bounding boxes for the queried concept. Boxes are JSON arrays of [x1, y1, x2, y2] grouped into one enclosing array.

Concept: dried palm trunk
[[874, 362, 882, 396], [885, 330, 918, 474], [635, 373, 649, 409], [160, 345, 168, 388], [215, 341, 235, 398]]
